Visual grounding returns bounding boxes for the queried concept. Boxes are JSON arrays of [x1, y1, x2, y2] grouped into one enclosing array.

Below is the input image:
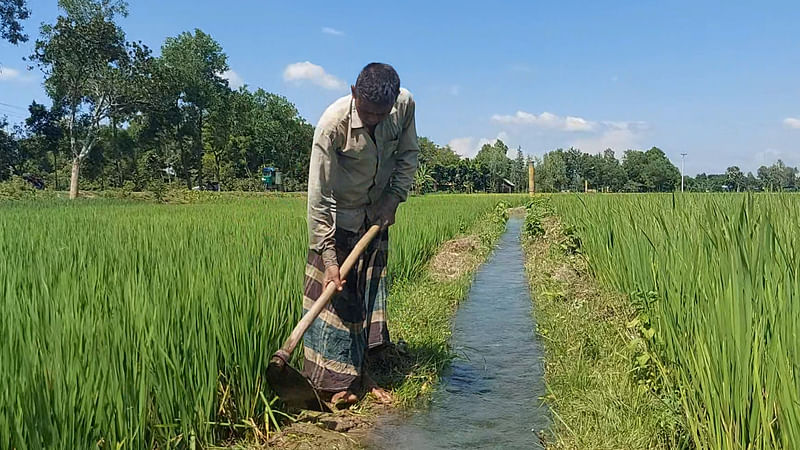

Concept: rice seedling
[[552, 193, 800, 449]]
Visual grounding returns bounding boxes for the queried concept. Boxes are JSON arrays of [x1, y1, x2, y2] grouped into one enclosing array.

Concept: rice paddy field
[[0, 193, 526, 449], [552, 193, 800, 449]]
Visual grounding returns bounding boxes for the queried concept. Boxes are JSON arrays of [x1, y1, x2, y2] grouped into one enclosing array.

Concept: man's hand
[[324, 264, 344, 291], [369, 195, 401, 230]]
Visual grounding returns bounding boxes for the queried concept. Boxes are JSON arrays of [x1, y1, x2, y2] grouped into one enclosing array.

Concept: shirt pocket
[[340, 133, 370, 160], [381, 138, 400, 159]]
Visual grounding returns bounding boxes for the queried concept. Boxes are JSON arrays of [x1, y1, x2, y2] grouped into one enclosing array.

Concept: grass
[[0, 193, 527, 449], [548, 193, 800, 450], [522, 198, 683, 449]]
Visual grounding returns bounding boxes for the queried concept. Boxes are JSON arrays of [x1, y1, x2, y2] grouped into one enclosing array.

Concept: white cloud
[[220, 69, 244, 89], [571, 121, 649, 153], [448, 132, 509, 158], [753, 148, 800, 168], [322, 27, 344, 36], [489, 109, 650, 154], [783, 117, 800, 129], [491, 110, 595, 132], [283, 61, 346, 90], [448, 137, 475, 157], [0, 67, 31, 82]]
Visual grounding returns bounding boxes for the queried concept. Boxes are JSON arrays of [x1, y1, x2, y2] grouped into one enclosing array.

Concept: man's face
[[351, 86, 393, 127]]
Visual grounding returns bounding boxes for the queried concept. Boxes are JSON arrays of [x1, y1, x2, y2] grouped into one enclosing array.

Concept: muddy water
[[368, 217, 549, 449]]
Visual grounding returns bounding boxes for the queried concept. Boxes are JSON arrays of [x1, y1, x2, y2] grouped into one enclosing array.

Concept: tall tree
[[510, 147, 527, 193], [757, 160, 797, 191], [418, 136, 460, 167], [30, 0, 137, 198], [597, 149, 626, 191], [474, 139, 510, 192], [0, 117, 20, 180], [622, 147, 679, 192], [24, 101, 64, 188], [0, 0, 29, 44], [725, 166, 745, 192], [160, 29, 228, 188], [537, 149, 568, 192]]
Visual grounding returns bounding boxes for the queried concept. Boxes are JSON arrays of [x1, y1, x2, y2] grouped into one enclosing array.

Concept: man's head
[[351, 63, 400, 127]]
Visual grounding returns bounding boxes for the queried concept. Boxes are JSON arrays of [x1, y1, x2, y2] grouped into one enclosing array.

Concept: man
[[303, 63, 419, 406]]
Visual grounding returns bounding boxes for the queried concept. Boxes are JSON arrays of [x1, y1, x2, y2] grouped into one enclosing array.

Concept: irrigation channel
[[368, 217, 549, 449]]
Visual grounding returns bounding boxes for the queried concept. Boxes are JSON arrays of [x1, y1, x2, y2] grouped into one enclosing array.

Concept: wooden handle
[[277, 224, 382, 359]]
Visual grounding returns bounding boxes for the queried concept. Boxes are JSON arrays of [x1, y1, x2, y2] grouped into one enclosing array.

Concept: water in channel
[[368, 217, 549, 449]]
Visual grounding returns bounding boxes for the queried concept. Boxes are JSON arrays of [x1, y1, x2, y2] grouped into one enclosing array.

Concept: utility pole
[[528, 161, 535, 195], [680, 153, 687, 192]]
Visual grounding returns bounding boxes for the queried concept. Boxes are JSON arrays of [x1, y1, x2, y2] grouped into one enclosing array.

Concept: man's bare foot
[[330, 390, 358, 407], [363, 374, 393, 404]]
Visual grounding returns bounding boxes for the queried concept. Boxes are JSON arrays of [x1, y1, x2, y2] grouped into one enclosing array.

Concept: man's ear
[[350, 85, 357, 97]]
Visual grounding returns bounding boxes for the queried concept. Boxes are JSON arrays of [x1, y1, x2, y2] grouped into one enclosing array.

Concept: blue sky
[[1, 0, 799, 175]]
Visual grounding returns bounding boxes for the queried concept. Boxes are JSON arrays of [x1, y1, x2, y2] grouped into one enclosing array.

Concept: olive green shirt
[[307, 88, 419, 267]]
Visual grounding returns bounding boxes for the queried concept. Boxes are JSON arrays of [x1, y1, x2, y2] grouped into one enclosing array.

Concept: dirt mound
[[266, 410, 373, 449], [429, 236, 480, 281]]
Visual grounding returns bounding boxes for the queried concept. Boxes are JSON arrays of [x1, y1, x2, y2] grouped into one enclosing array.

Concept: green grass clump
[[551, 193, 800, 449], [523, 200, 682, 449]]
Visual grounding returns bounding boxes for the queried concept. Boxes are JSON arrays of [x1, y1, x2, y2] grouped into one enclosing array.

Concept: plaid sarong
[[301, 226, 390, 393]]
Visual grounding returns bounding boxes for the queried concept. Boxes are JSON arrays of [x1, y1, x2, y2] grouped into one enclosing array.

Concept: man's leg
[[362, 228, 393, 403], [301, 232, 368, 405]]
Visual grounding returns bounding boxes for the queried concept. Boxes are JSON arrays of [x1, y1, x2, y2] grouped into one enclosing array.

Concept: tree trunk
[[69, 157, 81, 199], [53, 150, 59, 191], [113, 116, 123, 188]]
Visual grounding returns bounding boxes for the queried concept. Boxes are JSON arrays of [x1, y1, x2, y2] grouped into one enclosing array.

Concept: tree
[[622, 147, 679, 192], [725, 166, 745, 192], [250, 89, 313, 187], [509, 147, 528, 193], [597, 149, 626, 191], [0, 117, 21, 180], [418, 136, 460, 167], [474, 139, 511, 192], [757, 160, 796, 191], [23, 101, 64, 188], [30, 0, 138, 198], [0, 0, 29, 44], [413, 163, 434, 194], [160, 29, 228, 188], [744, 172, 761, 191], [562, 147, 584, 191], [537, 150, 567, 192]]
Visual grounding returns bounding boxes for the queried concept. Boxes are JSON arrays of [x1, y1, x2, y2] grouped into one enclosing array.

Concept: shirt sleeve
[[388, 97, 420, 201], [307, 127, 339, 267]]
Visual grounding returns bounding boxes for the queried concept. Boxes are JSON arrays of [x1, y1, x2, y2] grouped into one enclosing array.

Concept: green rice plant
[[0, 193, 527, 449], [552, 193, 800, 449]]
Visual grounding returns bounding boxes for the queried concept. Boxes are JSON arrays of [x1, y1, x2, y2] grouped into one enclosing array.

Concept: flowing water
[[368, 217, 549, 449]]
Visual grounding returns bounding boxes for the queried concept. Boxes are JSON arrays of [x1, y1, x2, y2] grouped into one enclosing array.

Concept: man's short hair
[[354, 63, 400, 106]]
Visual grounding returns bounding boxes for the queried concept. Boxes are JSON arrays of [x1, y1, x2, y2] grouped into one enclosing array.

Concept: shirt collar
[[350, 97, 364, 129]]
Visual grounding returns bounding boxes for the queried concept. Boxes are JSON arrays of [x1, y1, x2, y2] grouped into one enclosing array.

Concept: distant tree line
[[415, 141, 798, 194], [687, 162, 799, 192]]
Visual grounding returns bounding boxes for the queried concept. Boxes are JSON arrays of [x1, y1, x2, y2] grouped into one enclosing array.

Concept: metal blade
[[266, 358, 328, 412]]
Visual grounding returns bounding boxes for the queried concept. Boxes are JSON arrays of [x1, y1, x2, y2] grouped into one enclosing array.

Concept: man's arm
[[388, 96, 419, 202], [307, 127, 339, 269]]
